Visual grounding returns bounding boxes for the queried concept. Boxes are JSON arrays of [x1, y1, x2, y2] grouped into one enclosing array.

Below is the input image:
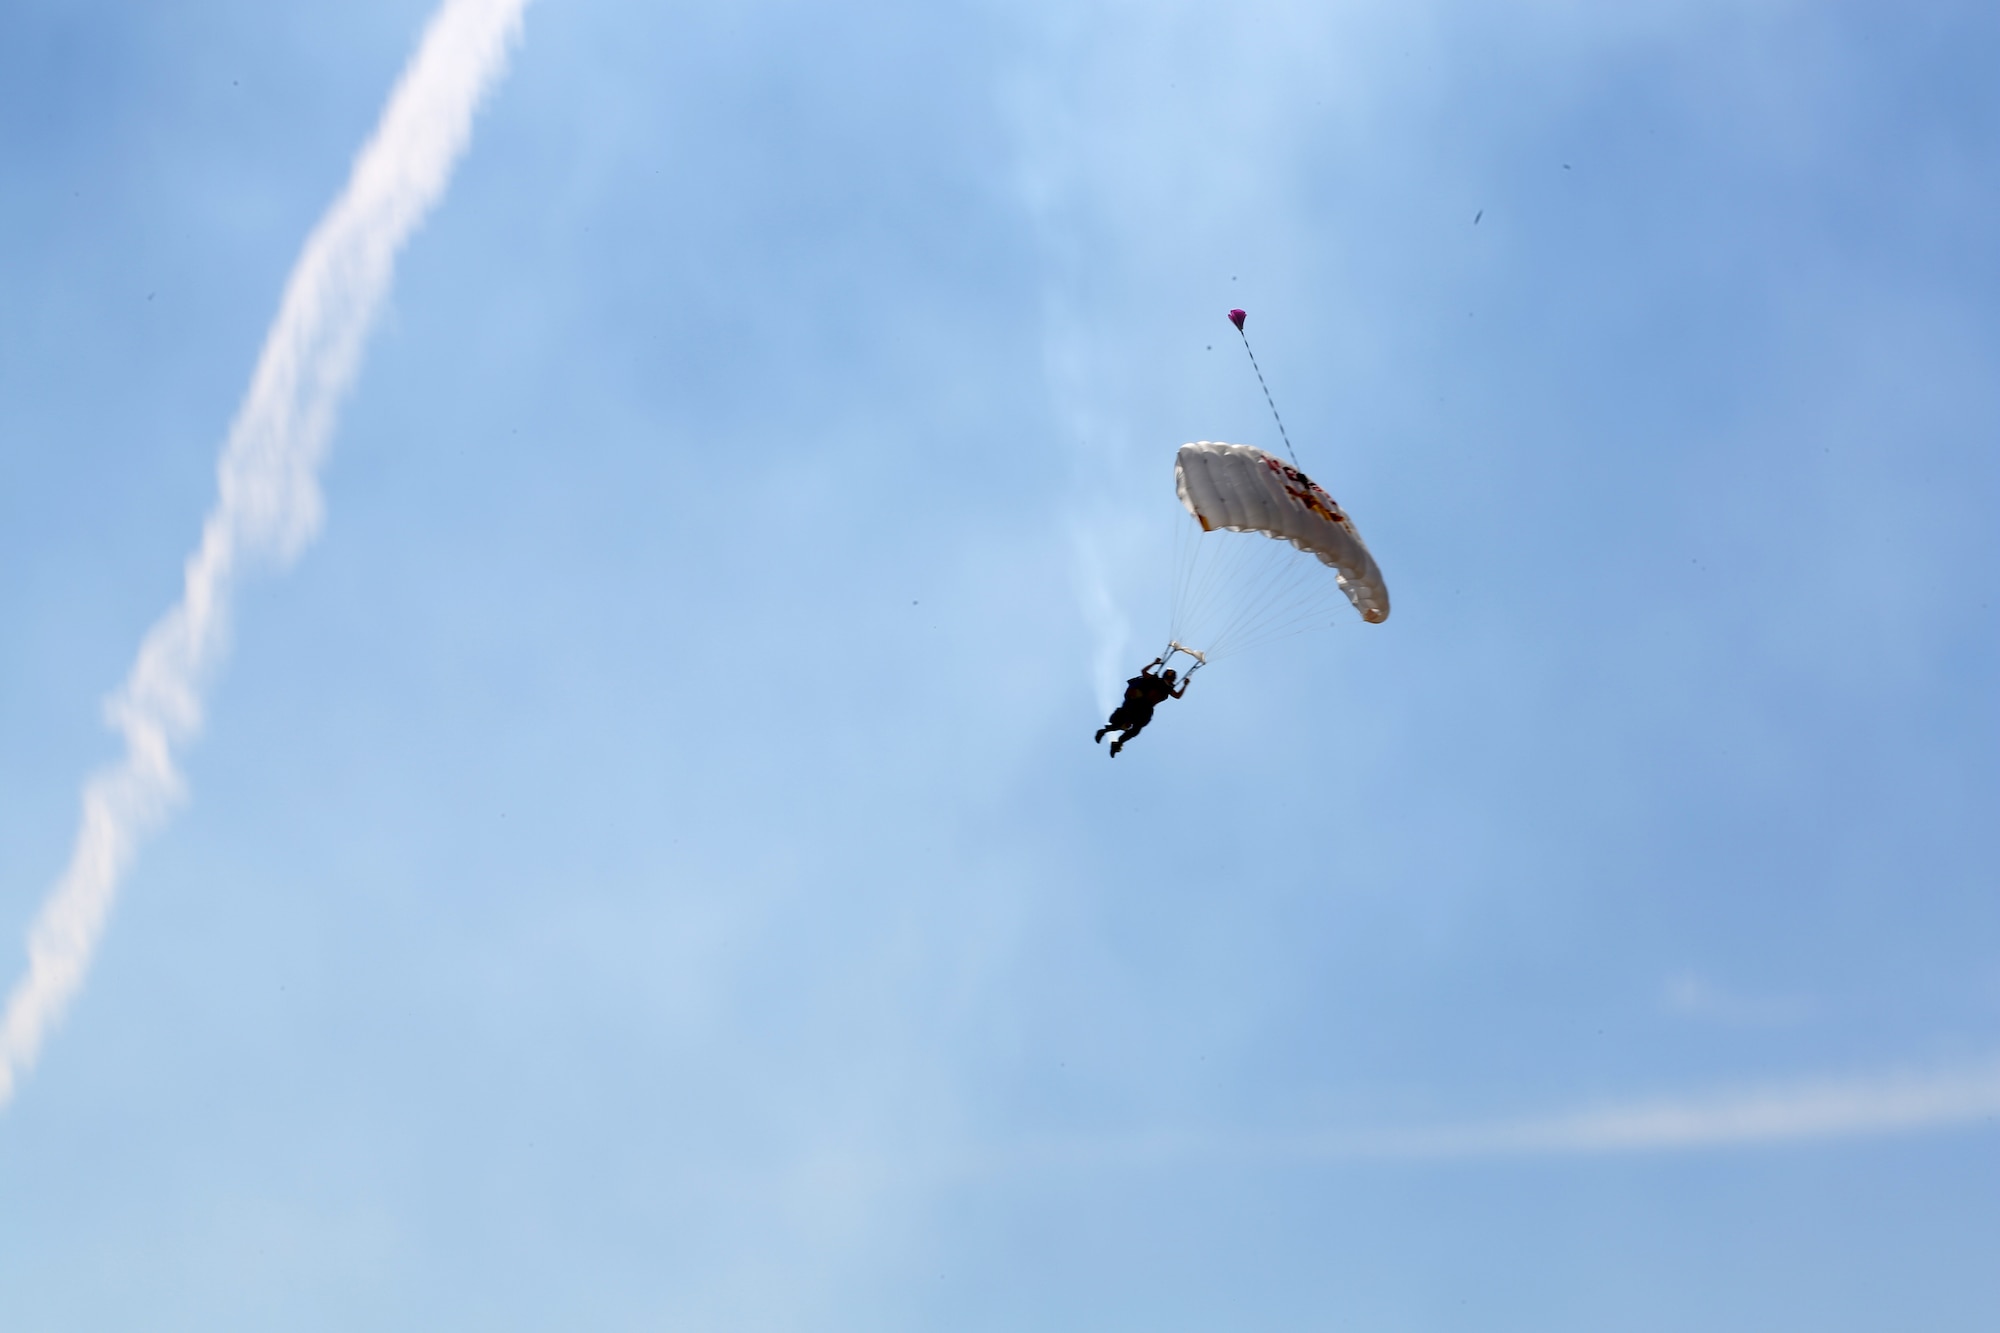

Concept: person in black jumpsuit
[[1094, 658, 1190, 756]]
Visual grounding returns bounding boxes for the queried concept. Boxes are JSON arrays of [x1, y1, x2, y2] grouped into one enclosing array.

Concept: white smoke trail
[[0, 0, 532, 1109], [1071, 526, 1133, 716]]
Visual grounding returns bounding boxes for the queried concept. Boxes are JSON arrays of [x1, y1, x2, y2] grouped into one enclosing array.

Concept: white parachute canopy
[[1168, 441, 1389, 662]]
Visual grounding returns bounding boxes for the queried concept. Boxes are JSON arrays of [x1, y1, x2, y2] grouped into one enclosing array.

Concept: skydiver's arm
[[1170, 679, 1190, 698]]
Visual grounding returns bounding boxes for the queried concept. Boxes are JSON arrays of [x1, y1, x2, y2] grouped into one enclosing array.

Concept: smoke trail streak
[[0, 0, 532, 1109]]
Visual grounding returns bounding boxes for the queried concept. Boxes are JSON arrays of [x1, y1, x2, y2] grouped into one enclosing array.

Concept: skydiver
[[1093, 657, 1191, 757]]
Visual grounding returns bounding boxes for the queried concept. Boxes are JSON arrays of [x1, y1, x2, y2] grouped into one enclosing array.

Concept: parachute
[[1176, 442, 1388, 622], [1166, 442, 1389, 669], [1129, 307, 1389, 686]]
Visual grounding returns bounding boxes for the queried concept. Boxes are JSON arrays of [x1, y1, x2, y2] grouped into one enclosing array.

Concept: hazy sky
[[2, 1, 1996, 1329]]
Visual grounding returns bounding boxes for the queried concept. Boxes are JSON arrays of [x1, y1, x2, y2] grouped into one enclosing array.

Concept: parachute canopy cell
[[1174, 441, 1389, 624]]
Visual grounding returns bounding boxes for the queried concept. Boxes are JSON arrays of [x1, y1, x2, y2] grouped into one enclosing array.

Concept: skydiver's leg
[[1107, 708, 1152, 756], [1096, 704, 1136, 744]]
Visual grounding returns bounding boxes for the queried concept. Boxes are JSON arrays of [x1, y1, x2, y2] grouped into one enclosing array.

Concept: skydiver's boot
[[1108, 735, 1125, 756], [1095, 726, 1111, 743]]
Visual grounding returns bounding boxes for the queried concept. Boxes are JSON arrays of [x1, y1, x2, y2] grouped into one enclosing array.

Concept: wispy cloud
[[1661, 971, 1812, 1029], [1317, 1059, 2000, 1159], [0, 0, 531, 1109], [974, 1060, 2000, 1177]]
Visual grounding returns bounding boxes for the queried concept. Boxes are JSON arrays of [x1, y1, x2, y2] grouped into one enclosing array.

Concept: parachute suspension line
[[1204, 551, 1348, 654], [1170, 513, 1362, 662], [1170, 514, 1258, 656], [1231, 311, 1300, 470], [1199, 542, 1320, 654], [1168, 516, 1227, 661], [1178, 522, 1309, 659]]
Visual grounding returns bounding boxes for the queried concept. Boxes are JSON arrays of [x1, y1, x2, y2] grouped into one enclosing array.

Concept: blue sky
[[2, 1, 1996, 1328]]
